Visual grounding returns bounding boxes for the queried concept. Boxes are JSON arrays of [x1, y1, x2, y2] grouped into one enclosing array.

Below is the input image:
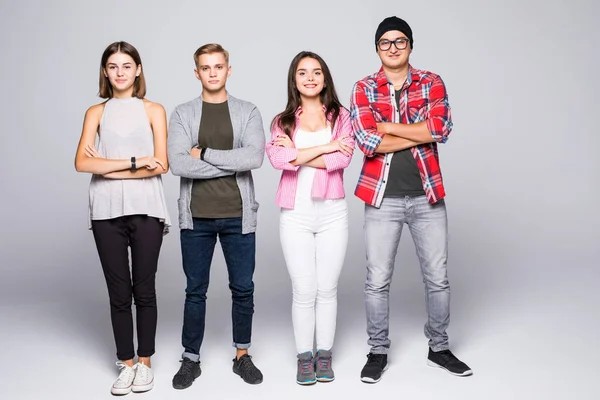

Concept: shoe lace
[[299, 357, 313, 374], [366, 353, 386, 365], [435, 350, 453, 363], [317, 355, 331, 370], [133, 363, 148, 380], [179, 359, 197, 376], [115, 361, 134, 384], [238, 355, 259, 376]]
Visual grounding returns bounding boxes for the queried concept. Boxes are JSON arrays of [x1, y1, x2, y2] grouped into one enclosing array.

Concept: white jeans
[[280, 198, 348, 354]]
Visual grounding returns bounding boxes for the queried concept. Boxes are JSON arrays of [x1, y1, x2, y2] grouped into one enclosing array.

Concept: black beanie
[[375, 16, 413, 50]]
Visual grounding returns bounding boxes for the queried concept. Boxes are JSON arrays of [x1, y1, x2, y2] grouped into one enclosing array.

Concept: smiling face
[[103, 52, 141, 96], [194, 52, 231, 94], [376, 30, 412, 70], [295, 57, 325, 100]]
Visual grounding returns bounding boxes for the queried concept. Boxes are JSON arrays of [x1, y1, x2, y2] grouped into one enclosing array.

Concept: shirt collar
[[376, 64, 421, 88]]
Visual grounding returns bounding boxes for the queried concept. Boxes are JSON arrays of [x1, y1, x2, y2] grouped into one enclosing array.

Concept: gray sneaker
[[296, 351, 316, 385], [315, 350, 334, 382]]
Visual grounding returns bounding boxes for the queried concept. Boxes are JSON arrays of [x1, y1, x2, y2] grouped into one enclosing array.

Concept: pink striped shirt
[[266, 106, 355, 209]]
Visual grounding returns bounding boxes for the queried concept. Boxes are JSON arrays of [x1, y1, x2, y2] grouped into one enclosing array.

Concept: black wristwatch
[[130, 156, 137, 172], [200, 148, 207, 161]]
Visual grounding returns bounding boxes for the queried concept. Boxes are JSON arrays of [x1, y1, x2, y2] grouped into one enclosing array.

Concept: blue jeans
[[364, 196, 450, 353], [180, 217, 255, 361]]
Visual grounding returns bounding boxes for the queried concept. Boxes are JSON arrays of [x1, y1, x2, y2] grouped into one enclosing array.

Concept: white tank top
[[88, 97, 171, 233], [294, 126, 332, 200]]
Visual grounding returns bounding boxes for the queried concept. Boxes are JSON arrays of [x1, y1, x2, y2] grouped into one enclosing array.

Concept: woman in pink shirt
[[266, 51, 354, 385]]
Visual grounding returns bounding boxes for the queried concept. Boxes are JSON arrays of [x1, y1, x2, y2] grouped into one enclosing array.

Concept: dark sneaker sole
[[360, 365, 388, 383], [427, 360, 473, 376]]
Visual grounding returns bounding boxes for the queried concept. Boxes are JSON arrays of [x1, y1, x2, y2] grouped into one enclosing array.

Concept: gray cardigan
[[167, 94, 265, 234]]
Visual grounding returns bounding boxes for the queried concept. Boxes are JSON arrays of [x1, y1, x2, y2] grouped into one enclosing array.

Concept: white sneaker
[[132, 362, 154, 393], [111, 361, 135, 395]]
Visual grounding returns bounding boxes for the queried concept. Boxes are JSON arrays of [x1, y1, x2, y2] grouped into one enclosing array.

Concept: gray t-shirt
[[191, 101, 242, 218], [383, 89, 426, 198]]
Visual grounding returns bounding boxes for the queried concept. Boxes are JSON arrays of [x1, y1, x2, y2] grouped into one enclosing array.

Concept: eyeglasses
[[377, 38, 410, 51]]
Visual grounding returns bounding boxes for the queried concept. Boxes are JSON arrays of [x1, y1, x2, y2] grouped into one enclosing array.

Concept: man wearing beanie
[[350, 16, 472, 383]]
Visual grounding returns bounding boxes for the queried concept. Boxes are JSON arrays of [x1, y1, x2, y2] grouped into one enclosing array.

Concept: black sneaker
[[427, 349, 473, 376], [172, 357, 201, 390], [232, 354, 263, 384], [360, 353, 388, 383]]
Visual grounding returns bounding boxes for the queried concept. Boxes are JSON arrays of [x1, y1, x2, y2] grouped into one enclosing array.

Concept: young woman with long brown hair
[[74, 41, 170, 395], [266, 51, 354, 385]]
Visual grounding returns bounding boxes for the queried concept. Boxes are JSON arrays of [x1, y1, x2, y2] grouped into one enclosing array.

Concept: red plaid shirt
[[350, 65, 453, 207]]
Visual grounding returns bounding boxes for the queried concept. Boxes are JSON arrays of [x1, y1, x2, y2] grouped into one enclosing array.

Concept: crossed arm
[[74, 101, 168, 178], [350, 75, 452, 156], [167, 107, 266, 179], [265, 112, 355, 171], [272, 134, 352, 169], [373, 124, 432, 153]]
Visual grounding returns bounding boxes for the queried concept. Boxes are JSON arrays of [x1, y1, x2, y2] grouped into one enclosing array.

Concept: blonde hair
[[193, 43, 229, 68]]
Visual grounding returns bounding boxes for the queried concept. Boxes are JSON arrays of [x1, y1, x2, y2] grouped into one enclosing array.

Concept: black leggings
[[92, 215, 164, 360]]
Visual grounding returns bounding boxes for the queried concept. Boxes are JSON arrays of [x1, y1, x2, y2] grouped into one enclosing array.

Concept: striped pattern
[[350, 65, 453, 207], [266, 106, 355, 209]]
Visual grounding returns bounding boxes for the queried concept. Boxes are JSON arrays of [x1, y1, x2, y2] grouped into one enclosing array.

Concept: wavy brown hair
[[98, 41, 146, 99], [272, 51, 342, 136]]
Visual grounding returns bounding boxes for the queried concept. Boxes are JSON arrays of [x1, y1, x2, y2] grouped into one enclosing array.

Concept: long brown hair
[[98, 41, 146, 99], [272, 51, 342, 136]]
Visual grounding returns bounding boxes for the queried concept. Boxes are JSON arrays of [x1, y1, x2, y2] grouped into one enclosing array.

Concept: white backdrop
[[0, 1, 598, 399]]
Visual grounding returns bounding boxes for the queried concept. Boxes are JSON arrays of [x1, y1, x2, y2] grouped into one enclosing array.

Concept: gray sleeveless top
[[88, 97, 171, 234]]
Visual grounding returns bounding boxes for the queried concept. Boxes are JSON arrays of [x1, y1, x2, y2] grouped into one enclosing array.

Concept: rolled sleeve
[[426, 75, 453, 144], [350, 82, 385, 157], [265, 119, 300, 171]]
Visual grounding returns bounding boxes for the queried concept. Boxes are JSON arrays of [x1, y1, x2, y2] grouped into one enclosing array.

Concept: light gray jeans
[[364, 195, 450, 353]]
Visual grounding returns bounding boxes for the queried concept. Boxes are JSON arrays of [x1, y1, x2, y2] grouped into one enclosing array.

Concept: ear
[[136, 64, 142, 77], [194, 68, 201, 81], [227, 65, 232, 78], [103, 67, 108, 78]]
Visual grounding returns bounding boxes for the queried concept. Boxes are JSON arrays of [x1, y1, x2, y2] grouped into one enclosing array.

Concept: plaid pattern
[[350, 65, 452, 207]]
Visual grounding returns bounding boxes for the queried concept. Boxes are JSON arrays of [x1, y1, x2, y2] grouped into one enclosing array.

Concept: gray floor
[[2, 257, 596, 400]]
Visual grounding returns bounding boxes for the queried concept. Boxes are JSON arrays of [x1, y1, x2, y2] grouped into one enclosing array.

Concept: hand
[[137, 156, 166, 171], [84, 144, 101, 158], [273, 134, 294, 148], [376, 122, 390, 134], [325, 138, 353, 156], [190, 147, 202, 159]]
